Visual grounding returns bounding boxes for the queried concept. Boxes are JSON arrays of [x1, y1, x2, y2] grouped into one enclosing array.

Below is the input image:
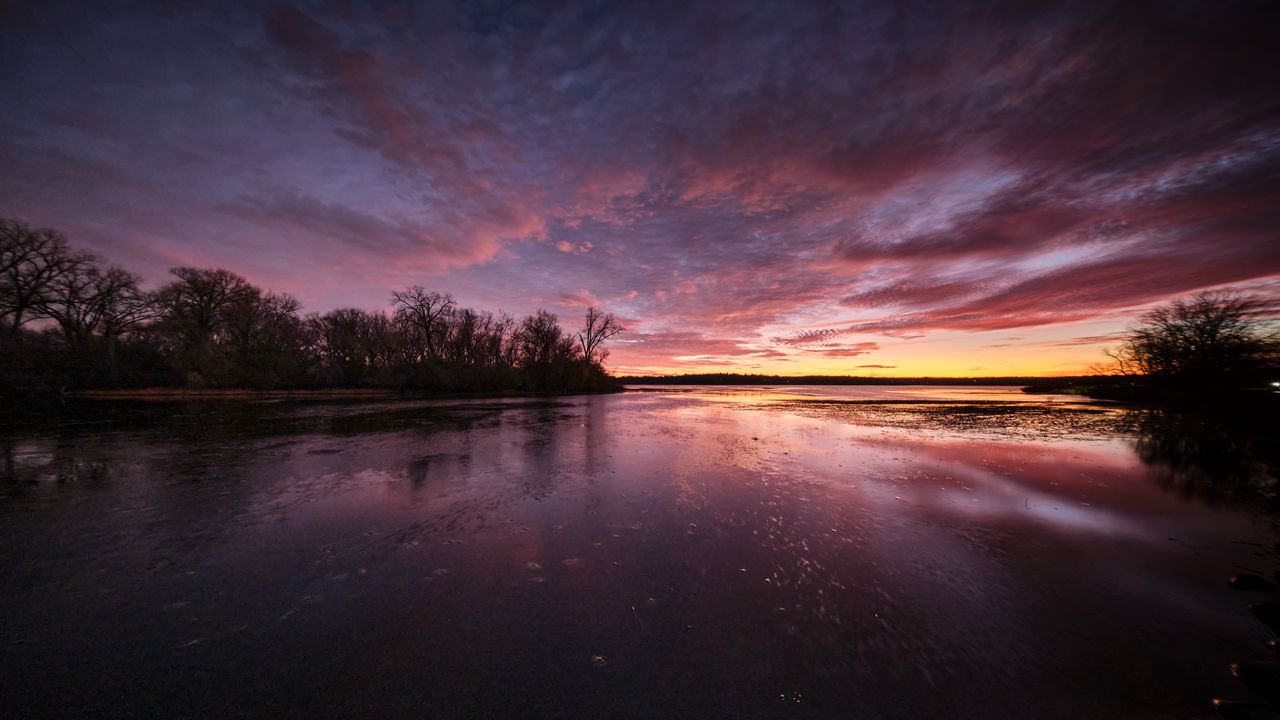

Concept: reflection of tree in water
[[1, 436, 114, 489], [1132, 409, 1279, 507]]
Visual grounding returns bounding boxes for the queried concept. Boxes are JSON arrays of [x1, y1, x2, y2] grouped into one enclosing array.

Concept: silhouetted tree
[[1105, 291, 1278, 386], [1, 220, 87, 339], [391, 286, 454, 363], [515, 310, 582, 391], [492, 312, 518, 367], [155, 267, 255, 381], [442, 307, 479, 366], [36, 259, 107, 353], [223, 290, 307, 387], [1, 218, 623, 400], [25, 252, 158, 385], [577, 306, 622, 366], [516, 310, 567, 367], [94, 268, 155, 383], [307, 308, 395, 386]]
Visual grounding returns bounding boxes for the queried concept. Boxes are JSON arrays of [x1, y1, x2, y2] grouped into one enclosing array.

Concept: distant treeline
[[1, 218, 623, 403], [617, 373, 1103, 387]]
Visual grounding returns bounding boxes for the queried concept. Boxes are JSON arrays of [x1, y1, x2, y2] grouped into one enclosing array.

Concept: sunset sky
[[3, 1, 1278, 376]]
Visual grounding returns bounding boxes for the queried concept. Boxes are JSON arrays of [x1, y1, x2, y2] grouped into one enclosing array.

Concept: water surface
[[2, 387, 1276, 718]]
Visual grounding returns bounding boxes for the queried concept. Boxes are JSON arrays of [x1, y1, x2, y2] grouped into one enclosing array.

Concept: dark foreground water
[[2, 386, 1278, 719]]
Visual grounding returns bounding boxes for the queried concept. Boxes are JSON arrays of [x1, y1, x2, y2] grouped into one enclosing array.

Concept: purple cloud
[[2, 1, 1277, 373]]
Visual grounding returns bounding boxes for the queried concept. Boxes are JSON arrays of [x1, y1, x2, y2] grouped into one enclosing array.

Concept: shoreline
[[68, 389, 399, 399], [70, 387, 398, 401], [59, 386, 624, 402]]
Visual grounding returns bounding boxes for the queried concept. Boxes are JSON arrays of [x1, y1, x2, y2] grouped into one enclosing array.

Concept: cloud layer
[[3, 0, 1278, 374]]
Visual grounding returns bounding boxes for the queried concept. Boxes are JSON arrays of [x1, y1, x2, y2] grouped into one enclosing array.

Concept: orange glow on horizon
[[608, 323, 1115, 378]]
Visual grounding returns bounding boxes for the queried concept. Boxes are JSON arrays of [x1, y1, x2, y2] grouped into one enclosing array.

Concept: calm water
[[2, 386, 1277, 719]]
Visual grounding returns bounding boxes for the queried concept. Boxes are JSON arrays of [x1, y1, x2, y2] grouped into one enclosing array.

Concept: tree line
[[1, 218, 622, 400]]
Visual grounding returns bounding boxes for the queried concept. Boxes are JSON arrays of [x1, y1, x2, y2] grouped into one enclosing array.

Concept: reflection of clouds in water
[[929, 465, 1144, 541], [3, 390, 1277, 719], [628, 384, 1085, 405]]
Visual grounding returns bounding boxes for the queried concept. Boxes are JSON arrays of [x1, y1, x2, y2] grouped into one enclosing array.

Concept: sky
[[2, 0, 1278, 376]]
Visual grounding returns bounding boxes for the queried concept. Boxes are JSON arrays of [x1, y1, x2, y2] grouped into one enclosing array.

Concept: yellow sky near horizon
[[608, 317, 1126, 377]]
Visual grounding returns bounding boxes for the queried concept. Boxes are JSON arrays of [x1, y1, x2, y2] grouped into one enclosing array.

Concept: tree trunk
[[105, 333, 120, 386]]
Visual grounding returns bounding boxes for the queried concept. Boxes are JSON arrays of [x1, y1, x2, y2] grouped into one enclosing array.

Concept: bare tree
[[221, 290, 306, 386], [94, 268, 154, 383], [1104, 291, 1278, 385], [391, 286, 454, 362], [443, 307, 479, 366], [577, 306, 622, 366], [156, 267, 255, 373], [36, 259, 104, 351], [1, 219, 87, 339], [38, 263, 156, 378], [516, 310, 567, 368], [224, 290, 300, 351], [490, 311, 518, 367], [2, 217, 621, 394], [307, 308, 394, 385]]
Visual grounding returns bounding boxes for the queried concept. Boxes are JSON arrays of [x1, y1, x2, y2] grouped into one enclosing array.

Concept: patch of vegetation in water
[[766, 399, 1139, 440]]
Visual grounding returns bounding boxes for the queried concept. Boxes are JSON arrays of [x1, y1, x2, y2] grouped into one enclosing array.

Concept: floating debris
[[1211, 698, 1280, 720], [1231, 662, 1280, 707], [1230, 575, 1280, 592]]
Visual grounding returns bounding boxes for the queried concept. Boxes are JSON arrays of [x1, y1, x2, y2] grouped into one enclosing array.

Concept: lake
[[2, 386, 1277, 718]]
